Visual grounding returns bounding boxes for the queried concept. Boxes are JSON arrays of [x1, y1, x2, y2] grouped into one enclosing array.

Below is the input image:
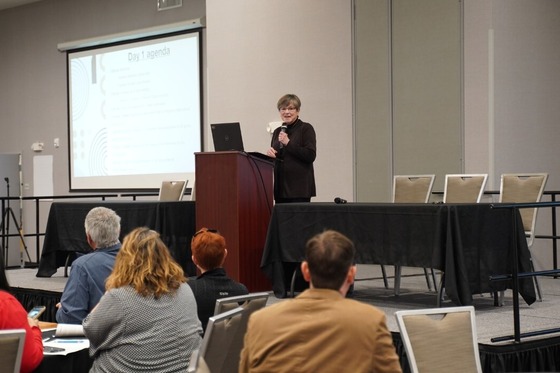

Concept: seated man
[[56, 207, 121, 324], [239, 230, 402, 373], [188, 228, 248, 331]]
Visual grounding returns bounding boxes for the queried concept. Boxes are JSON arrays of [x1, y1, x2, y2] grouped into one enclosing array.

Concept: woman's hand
[[266, 147, 277, 158], [278, 132, 290, 146], [27, 317, 40, 328]]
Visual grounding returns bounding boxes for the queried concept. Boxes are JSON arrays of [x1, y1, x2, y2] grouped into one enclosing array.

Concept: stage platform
[[6, 265, 560, 372]]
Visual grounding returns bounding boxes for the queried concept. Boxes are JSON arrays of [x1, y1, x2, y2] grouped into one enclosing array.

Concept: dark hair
[[0, 250, 11, 292], [191, 228, 227, 270], [305, 230, 355, 290]]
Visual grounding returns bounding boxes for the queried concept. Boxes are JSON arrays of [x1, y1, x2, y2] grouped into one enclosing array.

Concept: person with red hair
[[188, 228, 248, 331]]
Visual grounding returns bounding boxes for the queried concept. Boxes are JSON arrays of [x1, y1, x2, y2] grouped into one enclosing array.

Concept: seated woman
[[0, 253, 43, 373], [83, 227, 202, 372], [188, 228, 249, 331]]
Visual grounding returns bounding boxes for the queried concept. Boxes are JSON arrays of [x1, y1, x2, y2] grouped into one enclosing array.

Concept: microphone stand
[[0, 177, 31, 268]]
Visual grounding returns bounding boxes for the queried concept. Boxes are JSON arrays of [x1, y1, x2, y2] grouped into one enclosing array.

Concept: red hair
[[191, 228, 226, 270]]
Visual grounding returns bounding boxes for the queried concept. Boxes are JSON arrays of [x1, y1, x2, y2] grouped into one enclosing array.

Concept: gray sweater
[[83, 283, 202, 373]]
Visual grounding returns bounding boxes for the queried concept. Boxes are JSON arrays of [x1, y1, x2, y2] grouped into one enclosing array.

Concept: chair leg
[[534, 277, 543, 302], [396, 267, 435, 294], [394, 266, 401, 296], [529, 259, 543, 302], [290, 267, 299, 298], [64, 253, 72, 278], [380, 265, 389, 289], [436, 274, 445, 307], [423, 268, 434, 291], [430, 269, 438, 292], [493, 291, 505, 307]]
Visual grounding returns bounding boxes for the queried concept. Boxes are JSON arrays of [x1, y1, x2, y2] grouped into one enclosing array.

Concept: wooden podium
[[195, 151, 273, 291]]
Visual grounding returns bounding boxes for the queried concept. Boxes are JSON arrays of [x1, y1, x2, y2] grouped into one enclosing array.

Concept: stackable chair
[[437, 174, 488, 305], [212, 292, 269, 373], [189, 179, 196, 201], [188, 307, 245, 373], [443, 174, 488, 203], [391, 175, 436, 295], [186, 349, 211, 373], [499, 173, 548, 302], [395, 306, 482, 373], [214, 292, 269, 315], [158, 180, 188, 201], [0, 329, 26, 373]]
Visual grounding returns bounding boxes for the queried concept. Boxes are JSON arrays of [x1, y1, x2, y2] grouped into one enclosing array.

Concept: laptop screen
[[211, 122, 245, 152]]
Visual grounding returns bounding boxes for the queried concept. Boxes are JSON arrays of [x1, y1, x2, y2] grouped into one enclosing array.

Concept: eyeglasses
[[279, 107, 297, 112], [192, 228, 219, 240]]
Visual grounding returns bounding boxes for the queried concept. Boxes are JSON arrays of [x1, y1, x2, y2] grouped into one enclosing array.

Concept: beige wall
[[355, 0, 462, 202], [463, 0, 560, 270], [355, 0, 392, 201], [391, 0, 462, 193], [206, 0, 354, 203]]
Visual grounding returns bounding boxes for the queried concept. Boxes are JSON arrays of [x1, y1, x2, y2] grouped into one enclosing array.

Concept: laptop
[[210, 122, 273, 162], [211, 122, 244, 151]]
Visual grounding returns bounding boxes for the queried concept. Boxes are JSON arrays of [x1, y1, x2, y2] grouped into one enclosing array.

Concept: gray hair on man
[[84, 207, 121, 248]]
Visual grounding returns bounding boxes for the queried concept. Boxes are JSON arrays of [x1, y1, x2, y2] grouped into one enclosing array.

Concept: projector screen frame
[[65, 27, 204, 193]]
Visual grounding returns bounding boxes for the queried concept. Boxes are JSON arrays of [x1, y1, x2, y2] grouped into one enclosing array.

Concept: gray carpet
[[350, 265, 560, 345], [7, 265, 560, 346]]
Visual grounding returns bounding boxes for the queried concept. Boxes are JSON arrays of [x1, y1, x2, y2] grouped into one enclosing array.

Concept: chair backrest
[[213, 292, 269, 315], [187, 349, 211, 373], [443, 174, 488, 203], [393, 175, 435, 203], [395, 306, 482, 373], [0, 329, 26, 373], [158, 180, 188, 201], [199, 307, 245, 373], [499, 173, 548, 242], [189, 179, 196, 201], [212, 292, 269, 373]]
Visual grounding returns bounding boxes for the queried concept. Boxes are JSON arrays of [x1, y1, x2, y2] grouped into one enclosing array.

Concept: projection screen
[[66, 30, 202, 191]]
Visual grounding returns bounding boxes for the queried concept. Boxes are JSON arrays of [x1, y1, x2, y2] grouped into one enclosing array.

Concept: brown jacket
[[239, 288, 402, 373]]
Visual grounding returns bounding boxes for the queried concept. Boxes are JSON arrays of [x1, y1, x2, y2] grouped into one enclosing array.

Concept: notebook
[[211, 122, 244, 151]]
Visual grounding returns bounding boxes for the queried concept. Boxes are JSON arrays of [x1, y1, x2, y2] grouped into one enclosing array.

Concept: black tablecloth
[[34, 348, 92, 373], [262, 202, 536, 306], [36, 201, 196, 277], [34, 329, 92, 373]]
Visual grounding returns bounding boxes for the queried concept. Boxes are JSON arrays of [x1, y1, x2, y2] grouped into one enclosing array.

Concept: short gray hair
[[277, 94, 301, 111], [84, 207, 121, 248]]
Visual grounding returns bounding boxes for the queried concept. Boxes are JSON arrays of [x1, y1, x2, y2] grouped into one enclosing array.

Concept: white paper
[[43, 338, 90, 355], [55, 323, 85, 337], [42, 324, 88, 355]]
